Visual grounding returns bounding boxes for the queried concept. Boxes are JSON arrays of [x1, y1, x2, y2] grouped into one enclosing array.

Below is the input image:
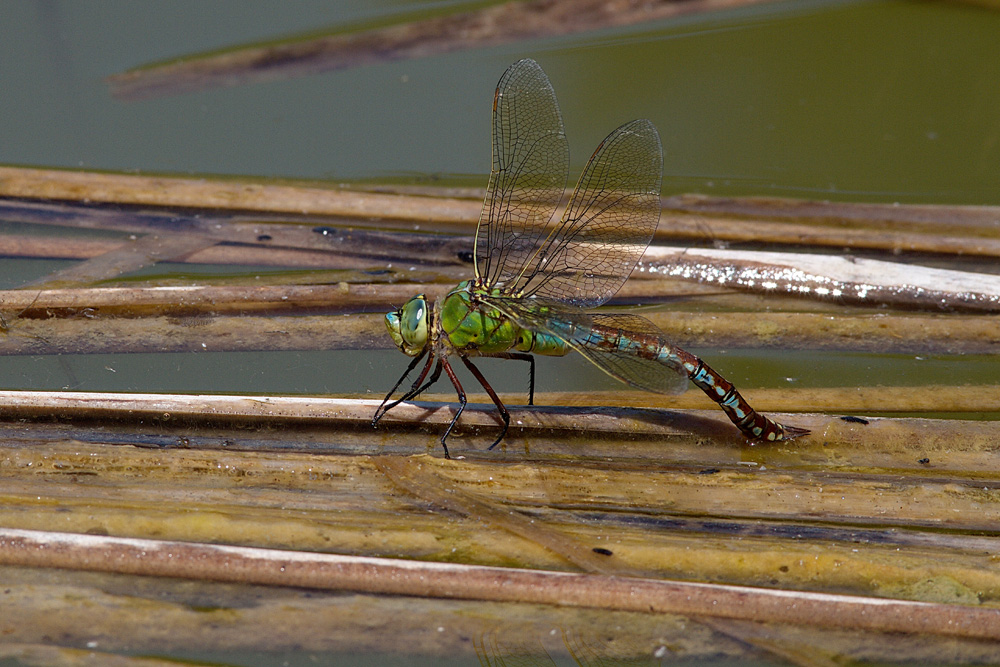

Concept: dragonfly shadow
[[545, 404, 745, 442], [377, 400, 755, 457]]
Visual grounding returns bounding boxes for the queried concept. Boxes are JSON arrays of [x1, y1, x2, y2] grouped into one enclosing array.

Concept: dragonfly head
[[385, 294, 429, 356]]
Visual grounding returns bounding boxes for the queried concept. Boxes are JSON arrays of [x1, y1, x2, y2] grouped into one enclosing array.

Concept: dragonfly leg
[[486, 352, 535, 406], [372, 349, 434, 426], [439, 357, 469, 459], [395, 356, 444, 406], [459, 355, 511, 451]]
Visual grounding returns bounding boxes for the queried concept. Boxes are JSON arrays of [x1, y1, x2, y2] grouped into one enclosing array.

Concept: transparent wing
[[485, 295, 689, 395], [511, 119, 663, 308], [474, 59, 569, 291]]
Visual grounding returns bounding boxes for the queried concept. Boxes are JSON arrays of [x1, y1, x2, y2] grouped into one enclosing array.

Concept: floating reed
[[2, 301, 998, 356], [105, 0, 777, 100], [5, 167, 1000, 259], [3, 167, 1000, 661], [3, 528, 1000, 641]]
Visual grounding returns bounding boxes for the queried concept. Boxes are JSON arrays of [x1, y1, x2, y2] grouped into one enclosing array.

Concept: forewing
[[485, 295, 688, 395], [474, 59, 569, 291], [512, 119, 663, 308]]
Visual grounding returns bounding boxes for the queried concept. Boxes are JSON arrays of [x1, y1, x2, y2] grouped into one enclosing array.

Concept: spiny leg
[[376, 357, 446, 426], [439, 357, 469, 459], [391, 355, 444, 409], [485, 352, 535, 405], [372, 349, 433, 426], [459, 355, 511, 451]]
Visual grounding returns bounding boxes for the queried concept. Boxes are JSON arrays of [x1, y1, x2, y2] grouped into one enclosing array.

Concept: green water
[[3, 1, 1000, 201]]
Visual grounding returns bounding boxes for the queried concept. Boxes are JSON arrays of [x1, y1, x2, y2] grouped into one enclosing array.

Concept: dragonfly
[[373, 58, 808, 458]]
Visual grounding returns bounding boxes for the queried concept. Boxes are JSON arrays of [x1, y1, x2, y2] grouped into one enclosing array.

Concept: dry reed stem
[[0, 166, 479, 222], [0, 391, 995, 461], [0, 232, 399, 269], [7, 238, 1000, 311], [5, 168, 1000, 258], [664, 193, 1000, 231], [24, 234, 219, 288], [0, 283, 430, 313], [0, 281, 716, 315], [1, 306, 998, 356], [1, 528, 998, 640], [460, 384, 1000, 414], [106, 0, 775, 100], [0, 198, 475, 265], [641, 246, 1000, 311]]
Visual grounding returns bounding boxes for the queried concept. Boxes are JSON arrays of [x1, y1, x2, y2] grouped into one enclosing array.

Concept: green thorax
[[439, 280, 568, 357], [439, 280, 518, 355]]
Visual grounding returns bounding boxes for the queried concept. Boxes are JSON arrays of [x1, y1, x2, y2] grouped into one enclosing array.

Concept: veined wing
[[485, 295, 689, 395], [474, 59, 569, 291], [511, 118, 663, 309]]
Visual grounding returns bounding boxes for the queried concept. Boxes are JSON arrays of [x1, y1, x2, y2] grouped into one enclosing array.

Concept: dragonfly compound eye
[[400, 296, 429, 349], [384, 310, 406, 351]]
